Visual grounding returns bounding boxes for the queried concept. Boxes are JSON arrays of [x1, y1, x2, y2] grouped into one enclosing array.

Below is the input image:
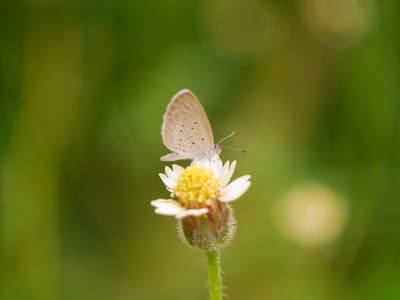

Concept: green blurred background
[[1, 0, 399, 299]]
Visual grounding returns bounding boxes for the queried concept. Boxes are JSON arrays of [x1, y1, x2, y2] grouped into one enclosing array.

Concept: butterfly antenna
[[218, 132, 248, 154], [219, 145, 248, 154], [217, 131, 235, 145]]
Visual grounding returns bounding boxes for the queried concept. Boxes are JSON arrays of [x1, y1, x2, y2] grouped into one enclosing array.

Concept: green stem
[[206, 250, 222, 300]]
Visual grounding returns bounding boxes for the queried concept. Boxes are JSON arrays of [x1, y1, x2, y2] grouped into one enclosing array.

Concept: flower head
[[151, 155, 251, 250]]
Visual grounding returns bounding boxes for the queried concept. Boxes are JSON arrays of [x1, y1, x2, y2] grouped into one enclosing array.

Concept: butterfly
[[161, 89, 245, 161]]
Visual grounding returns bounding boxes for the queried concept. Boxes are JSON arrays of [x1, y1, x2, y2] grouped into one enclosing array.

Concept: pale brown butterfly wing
[[161, 89, 216, 161]]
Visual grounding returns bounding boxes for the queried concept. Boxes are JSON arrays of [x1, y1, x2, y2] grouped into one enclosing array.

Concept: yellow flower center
[[173, 165, 220, 206]]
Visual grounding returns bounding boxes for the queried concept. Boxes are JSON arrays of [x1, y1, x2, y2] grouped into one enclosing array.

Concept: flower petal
[[175, 208, 209, 219], [172, 164, 185, 176], [192, 158, 210, 169], [159, 173, 175, 189], [210, 155, 223, 178], [219, 161, 229, 181], [220, 175, 251, 202], [151, 199, 186, 216], [220, 160, 237, 188], [165, 166, 178, 181]]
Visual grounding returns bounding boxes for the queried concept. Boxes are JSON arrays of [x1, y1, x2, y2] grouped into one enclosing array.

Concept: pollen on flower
[[173, 165, 221, 207]]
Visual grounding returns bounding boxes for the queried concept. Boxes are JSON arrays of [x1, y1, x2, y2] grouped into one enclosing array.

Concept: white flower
[[151, 155, 251, 219]]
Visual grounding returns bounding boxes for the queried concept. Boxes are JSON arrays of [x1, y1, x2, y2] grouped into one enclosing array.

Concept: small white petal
[[165, 166, 178, 180], [151, 199, 175, 208], [219, 161, 230, 181], [228, 161, 237, 179], [210, 155, 223, 178], [159, 173, 175, 189], [220, 175, 251, 202], [221, 161, 237, 189], [212, 154, 221, 161], [176, 208, 209, 219], [172, 164, 185, 176], [219, 161, 230, 188], [192, 158, 210, 169], [151, 199, 186, 216], [225, 174, 251, 190], [220, 182, 251, 202]]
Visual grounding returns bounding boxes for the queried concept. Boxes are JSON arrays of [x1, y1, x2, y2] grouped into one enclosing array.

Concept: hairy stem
[[206, 250, 222, 300]]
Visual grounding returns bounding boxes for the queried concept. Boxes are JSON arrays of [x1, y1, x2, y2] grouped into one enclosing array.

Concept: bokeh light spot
[[300, 0, 375, 47], [203, 0, 281, 57], [273, 182, 349, 248]]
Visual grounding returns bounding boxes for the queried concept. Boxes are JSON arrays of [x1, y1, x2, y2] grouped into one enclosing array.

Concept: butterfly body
[[161, 89, 221, 161]]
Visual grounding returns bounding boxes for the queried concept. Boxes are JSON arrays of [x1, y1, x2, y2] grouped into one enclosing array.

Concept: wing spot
[[182, 124, 185, 127], [178, 143, 181, 146], [182, 150, 186, 153], [187, 106, 190, 109], [194, 121, 197, 125], [179, 139, 182, 141], [192, 142, 195, 145], [191, 127, 194, 130], [180, 129, 183, 132], [201, 137, 205, 141]]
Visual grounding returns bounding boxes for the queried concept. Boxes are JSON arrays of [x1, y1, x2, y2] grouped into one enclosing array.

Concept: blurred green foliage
[[1, 0, 399, 299]]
